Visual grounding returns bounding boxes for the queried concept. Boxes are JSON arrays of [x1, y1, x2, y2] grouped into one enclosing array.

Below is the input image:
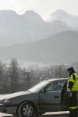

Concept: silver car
[[0, 78, 68, 117]]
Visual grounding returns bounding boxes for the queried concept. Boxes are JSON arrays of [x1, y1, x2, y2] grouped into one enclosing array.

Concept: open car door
[[39, 79, 68, 111]]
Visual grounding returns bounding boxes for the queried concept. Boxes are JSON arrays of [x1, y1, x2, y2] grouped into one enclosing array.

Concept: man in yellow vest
[[67, 67, 78, 117]]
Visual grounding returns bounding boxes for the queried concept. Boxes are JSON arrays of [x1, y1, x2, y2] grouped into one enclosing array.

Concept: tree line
[[0, 58, 77, 94]]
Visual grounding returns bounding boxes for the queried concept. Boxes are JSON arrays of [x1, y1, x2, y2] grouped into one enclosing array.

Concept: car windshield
[[29, 80, 50, 92]]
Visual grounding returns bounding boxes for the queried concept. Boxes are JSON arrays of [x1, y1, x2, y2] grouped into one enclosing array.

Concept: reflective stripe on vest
[[69, 106, 78, 109]]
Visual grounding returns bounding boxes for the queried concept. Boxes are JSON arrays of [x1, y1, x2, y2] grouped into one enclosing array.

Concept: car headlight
[[0, 99, 12, 104]]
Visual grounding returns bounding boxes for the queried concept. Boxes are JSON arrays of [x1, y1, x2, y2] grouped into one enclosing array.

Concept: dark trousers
[[68, 92, 78, 117]]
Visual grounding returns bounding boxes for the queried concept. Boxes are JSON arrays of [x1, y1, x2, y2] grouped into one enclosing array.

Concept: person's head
[[67, 67, 75, 76]]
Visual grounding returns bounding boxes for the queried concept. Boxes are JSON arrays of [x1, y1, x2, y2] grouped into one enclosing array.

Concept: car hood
[[0, 90, 31, 100]]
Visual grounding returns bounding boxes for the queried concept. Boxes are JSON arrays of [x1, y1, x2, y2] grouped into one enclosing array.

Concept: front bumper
[[0, 104, 17, 114]]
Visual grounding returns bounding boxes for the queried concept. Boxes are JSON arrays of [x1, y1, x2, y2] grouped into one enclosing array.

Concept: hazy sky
[[0, 0, 78, 20]]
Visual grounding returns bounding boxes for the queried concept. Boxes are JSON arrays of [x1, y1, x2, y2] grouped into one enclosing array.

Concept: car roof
[[44, 78, 68, 82]]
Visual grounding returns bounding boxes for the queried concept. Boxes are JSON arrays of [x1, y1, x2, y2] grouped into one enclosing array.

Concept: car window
[[45, 80, 66, 91]]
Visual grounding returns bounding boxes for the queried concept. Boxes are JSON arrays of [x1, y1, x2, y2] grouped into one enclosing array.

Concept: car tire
[[17, 101, 37, 117]]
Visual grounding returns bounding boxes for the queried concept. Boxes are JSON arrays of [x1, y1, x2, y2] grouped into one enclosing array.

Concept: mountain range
[[0, 9, 78, 64], [0, 9, 74, 47]]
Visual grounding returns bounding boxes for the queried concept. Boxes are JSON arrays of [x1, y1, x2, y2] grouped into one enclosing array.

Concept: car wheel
[[17, 102, 37, 117]]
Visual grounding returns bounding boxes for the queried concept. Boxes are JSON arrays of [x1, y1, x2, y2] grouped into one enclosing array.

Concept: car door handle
[[54, 96, 59, 98]]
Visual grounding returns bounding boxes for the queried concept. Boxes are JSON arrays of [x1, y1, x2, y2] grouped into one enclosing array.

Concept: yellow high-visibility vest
[[67, 73, 78, 91]]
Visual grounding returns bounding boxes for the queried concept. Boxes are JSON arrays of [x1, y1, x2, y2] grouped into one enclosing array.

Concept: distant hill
[[0, 31, 78, 64]]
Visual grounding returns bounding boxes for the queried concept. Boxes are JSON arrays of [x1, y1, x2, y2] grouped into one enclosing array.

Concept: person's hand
[[67, 88, 71, 92], [68, 92, 72, 97], [67, 88, 72, 97]]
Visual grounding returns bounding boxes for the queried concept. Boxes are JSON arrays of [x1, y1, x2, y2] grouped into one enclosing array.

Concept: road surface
[[0, 111, 69, 117], [0, 112, 13, 117], [38, 111, 69, 117]]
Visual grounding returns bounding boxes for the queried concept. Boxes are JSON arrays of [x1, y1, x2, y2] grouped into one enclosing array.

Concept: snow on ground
[[0, 112, 13, 117]]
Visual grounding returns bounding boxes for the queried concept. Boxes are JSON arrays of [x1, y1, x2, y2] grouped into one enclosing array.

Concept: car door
[[39, 79, 67, 111]]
